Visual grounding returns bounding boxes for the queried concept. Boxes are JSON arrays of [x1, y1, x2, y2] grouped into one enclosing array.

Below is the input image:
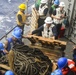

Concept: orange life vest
[[62, 59, 76, 75]]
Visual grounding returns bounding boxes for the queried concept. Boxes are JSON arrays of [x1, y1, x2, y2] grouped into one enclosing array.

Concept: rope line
[[0, 44, 53, 75]]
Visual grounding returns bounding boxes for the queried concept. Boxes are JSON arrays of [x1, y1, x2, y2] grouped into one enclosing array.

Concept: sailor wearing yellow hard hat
[[16, 3, 30, 35]]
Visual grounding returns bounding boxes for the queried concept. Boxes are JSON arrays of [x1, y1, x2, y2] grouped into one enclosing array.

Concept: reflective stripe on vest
[[42, 24, 54, 38], [16, 11, 26, 26], [62, 59, 76, 75], [54, 8, 65, 24], [68, 59, 75, 69]]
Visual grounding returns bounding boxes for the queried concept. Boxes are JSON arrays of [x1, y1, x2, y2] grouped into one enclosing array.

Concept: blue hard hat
[[12, 29, 22, 39], [0, 42, 4, 51], [57, 57, 67, 69], [14, 27, 22, 31], [51, 69, 62, 75], [54, 0, 60, 5], [5, 70, 14, 75]]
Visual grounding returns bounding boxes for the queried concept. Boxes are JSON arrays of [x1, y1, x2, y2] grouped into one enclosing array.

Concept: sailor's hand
[[22, 35, 27, 38], [26, 34, 32, 38], [57, 17, 61, 20], [25, 22, 30, 26], [28, 32, 32, 35], [73, 46, 76, 50], [26, 13, 31, 17], [61, 14, 65, 18], [3, 50, 8, 54], [50, 36, 55, 40]]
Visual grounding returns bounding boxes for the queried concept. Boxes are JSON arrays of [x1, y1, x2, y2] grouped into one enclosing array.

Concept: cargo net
[[0, 44, 53, 75]]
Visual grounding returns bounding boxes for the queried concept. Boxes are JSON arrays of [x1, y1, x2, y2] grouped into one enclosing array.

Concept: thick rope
[[0, 44, 53, 75]]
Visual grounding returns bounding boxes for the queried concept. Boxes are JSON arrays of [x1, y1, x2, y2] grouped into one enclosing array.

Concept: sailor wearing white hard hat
[[31, 17, 57, 39]]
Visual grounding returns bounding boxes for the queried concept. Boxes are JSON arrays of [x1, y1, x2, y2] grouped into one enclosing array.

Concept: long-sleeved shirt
[[32, 25, 57, 39]]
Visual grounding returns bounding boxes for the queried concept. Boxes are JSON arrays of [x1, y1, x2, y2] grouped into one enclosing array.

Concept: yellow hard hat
[[19, 4, 27, 10]]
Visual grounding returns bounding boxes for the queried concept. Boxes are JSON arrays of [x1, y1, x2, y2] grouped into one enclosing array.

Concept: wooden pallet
[[27, 35, 67, 51]]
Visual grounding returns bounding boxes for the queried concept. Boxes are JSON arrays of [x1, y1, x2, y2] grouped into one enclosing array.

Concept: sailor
[[52, 2, 66, 38], [57, 57, 76, 75], [38, 0, 48, 36], [49, 0, 60, 18], [16, 3, 30, 35], [5, 70, 14, 75], [31, 17, 57, 39], [0, 27, 27, 56], [2, 27, 23, 52]]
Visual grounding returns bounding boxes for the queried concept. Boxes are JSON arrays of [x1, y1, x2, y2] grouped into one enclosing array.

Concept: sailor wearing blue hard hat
[[57, 57, 76, 75], [3, 27, 23, 52]]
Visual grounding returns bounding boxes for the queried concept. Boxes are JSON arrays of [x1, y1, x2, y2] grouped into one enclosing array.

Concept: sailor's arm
[[32, 25, 44, 34]]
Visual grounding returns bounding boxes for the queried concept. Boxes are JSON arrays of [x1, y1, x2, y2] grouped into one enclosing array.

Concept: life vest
[[68, 59, 76, 72], [38, 4, 48, 17], [53, 8, 65, 24], [16, 10, 26, 26], [42, 24, 54, 38], [62, 59, 76, 75]]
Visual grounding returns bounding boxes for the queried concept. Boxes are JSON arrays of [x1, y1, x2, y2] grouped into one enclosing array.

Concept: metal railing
[[0, 26, 16, 40], [0, 0, 35, 40]]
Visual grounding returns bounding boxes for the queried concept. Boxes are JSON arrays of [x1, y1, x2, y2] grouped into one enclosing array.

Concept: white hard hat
[[45, 17, 53, 24], [59, 2, 65, 7], [41, 0, 48, 3]]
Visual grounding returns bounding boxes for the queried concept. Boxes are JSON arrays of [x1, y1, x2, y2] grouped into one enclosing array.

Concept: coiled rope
[[0, 44, 53, 75]]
